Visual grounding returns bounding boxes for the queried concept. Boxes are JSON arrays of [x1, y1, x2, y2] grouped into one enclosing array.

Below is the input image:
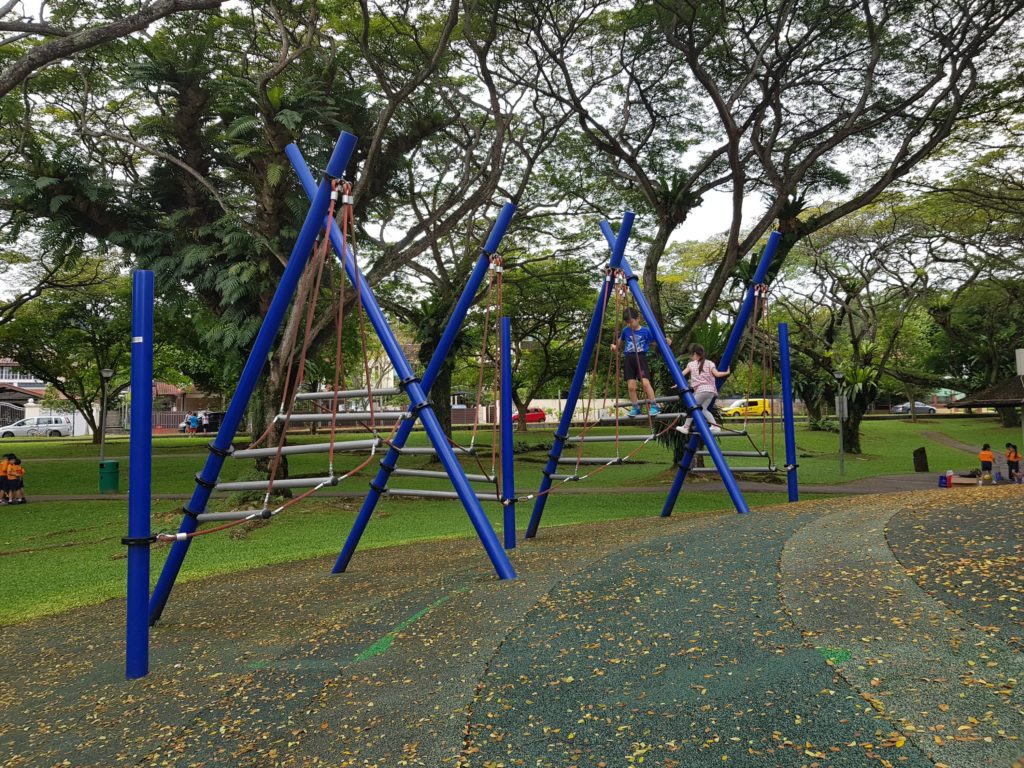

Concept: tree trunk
[[842, 391, 872, 454], [516, 403, 530, 433], [996, 406, 1021, 428], [429, 358, 454, 437]]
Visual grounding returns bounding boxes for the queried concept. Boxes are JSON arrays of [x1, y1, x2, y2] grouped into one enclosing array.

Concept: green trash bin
[[99, 459, 120, 493]]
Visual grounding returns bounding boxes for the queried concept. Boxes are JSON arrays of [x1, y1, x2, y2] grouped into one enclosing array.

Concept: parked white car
[[0, 416, 73, 438]]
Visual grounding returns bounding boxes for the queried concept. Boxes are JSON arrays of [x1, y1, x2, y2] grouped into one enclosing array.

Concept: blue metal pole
[[661, 231, 782, 516], [126, 270, 153, 678], [501, 316, 515, 549], [779, 322, 799, 502], [525, 212, 634, 539], [286, 146, 516, 578], [148, 131, 358, 624]]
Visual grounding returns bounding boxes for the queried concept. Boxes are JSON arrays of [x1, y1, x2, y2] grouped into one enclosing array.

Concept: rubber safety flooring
[[1, 488, 1021, 767]]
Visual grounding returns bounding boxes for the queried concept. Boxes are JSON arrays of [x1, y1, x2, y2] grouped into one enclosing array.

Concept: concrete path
[[923, 430, 980, 454]]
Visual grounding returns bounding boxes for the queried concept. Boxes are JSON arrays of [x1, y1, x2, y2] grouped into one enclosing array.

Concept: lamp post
[[99, 368, 114, 462], [833, 370, 845, 476]]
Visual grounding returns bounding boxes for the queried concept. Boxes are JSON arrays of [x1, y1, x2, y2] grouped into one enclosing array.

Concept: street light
[[833, 370, 846, 476], [99, 368, 114, 462]]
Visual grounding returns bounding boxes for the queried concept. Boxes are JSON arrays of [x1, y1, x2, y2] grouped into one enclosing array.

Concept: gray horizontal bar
[[685, 466, 776, 473], [294, 387, 402, 401], [566, 435, 651, 443], [557, 457, 624, 465], [694, 450, 767, 457], [391, 468, 494, 483], [674, 427, 748, 437], [609, 395, 683, 409], [214, 475, 336, 492], [233, 439, 381, 459], [593, 417, 658, 427], [394, 446, 476, 455], [195, 510, 268, 522], [550, 474, 582, 481], [274, 412, 410, 425], [385, 488, 502, 502]]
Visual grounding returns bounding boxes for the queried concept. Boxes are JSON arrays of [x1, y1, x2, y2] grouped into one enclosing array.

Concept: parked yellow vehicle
[[720, 398, 772, 417]]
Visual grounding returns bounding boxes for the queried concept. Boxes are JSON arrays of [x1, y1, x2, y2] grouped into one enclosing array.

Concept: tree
[[0, 0, 225, 98], [501, 258, 595, 431], [776, 199, 933, 452], [495, 0, 1023, 349], [0, 0, 513, 447], [0, 266, 185, 442]]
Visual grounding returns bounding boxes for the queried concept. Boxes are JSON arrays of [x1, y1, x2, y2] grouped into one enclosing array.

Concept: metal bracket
[[206, 442, 234, 458], [193, 473, 216, 490], [121, 535, 157, 546]]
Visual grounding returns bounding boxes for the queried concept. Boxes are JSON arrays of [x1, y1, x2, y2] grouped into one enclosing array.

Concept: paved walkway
[[2, 487, 1020, 766], [923, 430, 980, 454]]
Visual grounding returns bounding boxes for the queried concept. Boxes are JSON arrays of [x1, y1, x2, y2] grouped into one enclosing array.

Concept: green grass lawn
[[0, 490, 786, 625], [1, 414, 1016, 625], [6, 415, 1016, 495]]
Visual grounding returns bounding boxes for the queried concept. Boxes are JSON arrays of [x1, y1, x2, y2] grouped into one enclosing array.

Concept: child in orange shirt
[[5, 455, 25, 504], [0, 454, 9, 504], [978, 444, 995, 474], [1006, 443, 1021, 483]]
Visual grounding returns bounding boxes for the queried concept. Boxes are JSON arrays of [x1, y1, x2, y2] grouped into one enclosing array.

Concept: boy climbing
[[611, 307, 667, 417]]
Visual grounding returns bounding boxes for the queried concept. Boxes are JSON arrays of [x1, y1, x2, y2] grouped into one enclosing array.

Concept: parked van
[[0, 416, 73, 437]]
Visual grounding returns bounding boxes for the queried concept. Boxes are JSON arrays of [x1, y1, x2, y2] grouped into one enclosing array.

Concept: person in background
[[1005, 443, 1020, 483], [978, 443, 995, 477], [187, 412, 200, 437], [5, 455, 25, 504], [201, 412, 210, 433], [0, 453, 9, 504]]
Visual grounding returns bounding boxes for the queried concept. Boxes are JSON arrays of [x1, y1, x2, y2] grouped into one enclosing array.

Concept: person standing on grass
[[188, 412, 199, 437], [1006, 443, 1020, 483], [611, 307, 667, 417], [978, 443, 995, 476], [5, 455, 24, 504], [681, 344, 731, 433], [201, 412, 210, 433], [0, 453, 9, 504]]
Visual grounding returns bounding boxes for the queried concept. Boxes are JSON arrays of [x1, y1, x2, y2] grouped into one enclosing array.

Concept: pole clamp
[[206, 442, 234, 458], [193, 473, 217, 490], [121, 535, 157, 546], [547, 451, 563, 461], [369, 480, 388, 494], [784, 463, 799, 471], [378, 461, 396, 475], [624, 273, 639, 283], [552, 431, 569, 442], [410, 400, 433, 416], [398, 375, 421, 391], [182, 504, 199, 518]]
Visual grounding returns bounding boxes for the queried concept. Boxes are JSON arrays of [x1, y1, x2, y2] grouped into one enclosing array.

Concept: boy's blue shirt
[[619, 326, 654, 354]]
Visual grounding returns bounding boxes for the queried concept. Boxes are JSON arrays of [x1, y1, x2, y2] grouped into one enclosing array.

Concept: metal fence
[[0, 402, 24, 425]]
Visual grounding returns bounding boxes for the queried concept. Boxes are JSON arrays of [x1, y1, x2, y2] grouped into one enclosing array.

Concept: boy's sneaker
[[627, 405, 642, 417], [649, 405, 662, 416], [709, 425, 722, 433]]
